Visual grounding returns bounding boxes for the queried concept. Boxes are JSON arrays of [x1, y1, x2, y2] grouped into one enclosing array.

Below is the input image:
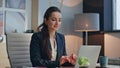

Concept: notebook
[[75, 45, 101, 68]]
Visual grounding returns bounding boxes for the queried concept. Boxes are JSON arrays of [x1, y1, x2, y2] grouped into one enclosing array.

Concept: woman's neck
[[49, 29, 56, 39]]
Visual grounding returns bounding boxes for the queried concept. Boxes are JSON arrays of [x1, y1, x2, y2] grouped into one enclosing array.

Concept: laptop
[[75, 45, 101, 68]]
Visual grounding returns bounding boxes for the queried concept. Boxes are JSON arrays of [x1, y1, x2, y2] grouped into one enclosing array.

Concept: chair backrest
[[6, 33, 33, 68]]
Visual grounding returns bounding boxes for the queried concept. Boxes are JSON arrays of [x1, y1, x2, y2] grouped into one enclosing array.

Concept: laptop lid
[[75, 45, 101, 68]]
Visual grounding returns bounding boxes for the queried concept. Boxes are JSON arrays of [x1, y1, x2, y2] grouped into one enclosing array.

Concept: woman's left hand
[[69, 54, 77, 65]]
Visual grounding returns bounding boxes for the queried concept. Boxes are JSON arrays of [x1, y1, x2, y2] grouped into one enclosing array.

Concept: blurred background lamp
[[74, 13, 99, 45]]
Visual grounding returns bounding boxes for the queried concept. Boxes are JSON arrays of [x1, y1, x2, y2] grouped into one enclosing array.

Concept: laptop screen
[[75, 45, 101, 68]]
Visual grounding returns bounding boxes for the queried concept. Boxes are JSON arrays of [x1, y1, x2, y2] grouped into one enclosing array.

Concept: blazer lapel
[[55, 33, 61, 61]]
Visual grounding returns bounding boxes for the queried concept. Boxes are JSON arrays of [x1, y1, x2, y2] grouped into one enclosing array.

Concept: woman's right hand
[[60, 56, 70, 65]]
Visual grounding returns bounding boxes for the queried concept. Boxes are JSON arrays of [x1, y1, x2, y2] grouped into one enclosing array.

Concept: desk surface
[[96, 63, 120, 68], [23, 65, 120, 68], [22, 63, 120, 68]]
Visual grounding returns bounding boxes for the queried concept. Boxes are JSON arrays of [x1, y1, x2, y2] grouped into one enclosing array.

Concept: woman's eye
[[52, 19, 56, 21], [59, 19, 61, 22], [50, 18, 61, 22]]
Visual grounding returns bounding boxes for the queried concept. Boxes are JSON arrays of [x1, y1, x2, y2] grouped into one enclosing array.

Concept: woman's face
[[45, 11, 62, 31]]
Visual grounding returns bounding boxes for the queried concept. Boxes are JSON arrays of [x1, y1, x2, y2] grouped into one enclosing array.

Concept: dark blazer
[[30, 32, 67, 67]]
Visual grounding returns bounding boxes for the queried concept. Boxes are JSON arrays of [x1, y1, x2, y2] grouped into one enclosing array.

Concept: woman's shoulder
[[56, 32, 65, 38], [33, 31, 41, 35], [56, 32, 64, 36], [32, 31, 42, 38]]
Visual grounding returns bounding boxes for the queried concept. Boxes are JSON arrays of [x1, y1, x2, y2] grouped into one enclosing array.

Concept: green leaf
[[78, 56, 90, 66]]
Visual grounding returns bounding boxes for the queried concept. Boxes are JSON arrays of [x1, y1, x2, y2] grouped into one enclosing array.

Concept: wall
[[31, 0, 38, 32], [104, 0, 112, 31], [105, 33, 120, 58]]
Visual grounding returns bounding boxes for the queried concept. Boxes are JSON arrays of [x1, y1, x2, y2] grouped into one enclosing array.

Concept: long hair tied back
[[38, 6, 61, 59]]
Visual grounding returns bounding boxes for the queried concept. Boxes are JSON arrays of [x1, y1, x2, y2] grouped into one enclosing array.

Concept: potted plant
[[78, 57, 90, 68]]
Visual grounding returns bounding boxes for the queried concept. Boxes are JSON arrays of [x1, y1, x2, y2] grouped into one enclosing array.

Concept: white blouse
[[50, 38, 57, 61]]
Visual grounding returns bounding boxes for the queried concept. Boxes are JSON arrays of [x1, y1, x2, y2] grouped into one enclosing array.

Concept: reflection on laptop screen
[[75, 45, 101, 68]]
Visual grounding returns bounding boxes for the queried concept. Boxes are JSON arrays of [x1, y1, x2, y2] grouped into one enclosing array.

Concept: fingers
[[69, 54, 77, 65], [60, 54, 77, 65], [71, 54, 77, 58], [60, 56, 66, 65], [62, 56, 71, 62], [60, 56, 70, 65]]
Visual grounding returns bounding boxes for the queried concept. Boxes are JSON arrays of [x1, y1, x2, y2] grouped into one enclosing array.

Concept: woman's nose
[[56, 20, 59, 24]]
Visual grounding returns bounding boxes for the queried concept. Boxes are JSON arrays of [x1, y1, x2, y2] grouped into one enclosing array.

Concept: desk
[[96, 63, 120, 68], [22, 63, 120, 68], [22, 65, 120, 68]]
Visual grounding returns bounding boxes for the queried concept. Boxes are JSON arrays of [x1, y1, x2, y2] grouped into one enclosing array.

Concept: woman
[[30, 6, 76, 67]]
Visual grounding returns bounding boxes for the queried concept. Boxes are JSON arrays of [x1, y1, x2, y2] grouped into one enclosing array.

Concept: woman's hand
[[60, 54, 77, 65], [60, 56, 70, 65], [69, 54, 77, 65]]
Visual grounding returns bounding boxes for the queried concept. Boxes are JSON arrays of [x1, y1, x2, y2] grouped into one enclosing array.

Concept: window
[[113, 0, 120, 30], [0, 0, 31, 34]]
